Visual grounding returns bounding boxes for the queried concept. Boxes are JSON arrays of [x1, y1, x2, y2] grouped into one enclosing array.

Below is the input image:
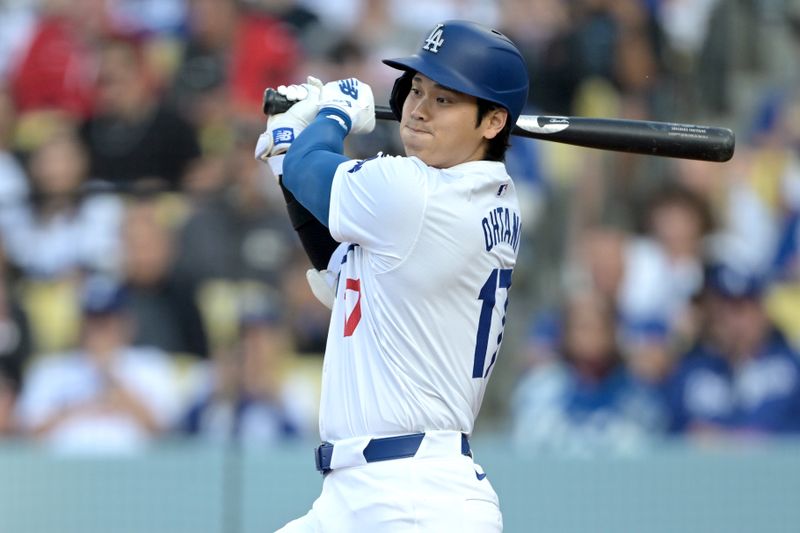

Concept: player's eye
[[409, 87, 421, 97]]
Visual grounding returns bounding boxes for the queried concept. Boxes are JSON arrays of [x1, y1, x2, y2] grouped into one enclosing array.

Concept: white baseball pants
[[275, 431, 502, 532]]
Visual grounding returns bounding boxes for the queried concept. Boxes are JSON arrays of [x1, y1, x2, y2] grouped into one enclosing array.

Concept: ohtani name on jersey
[[482, 207, 521, 252]]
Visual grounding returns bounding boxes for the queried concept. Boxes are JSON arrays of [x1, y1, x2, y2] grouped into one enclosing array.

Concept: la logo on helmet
[[423, 24, 445, 53]]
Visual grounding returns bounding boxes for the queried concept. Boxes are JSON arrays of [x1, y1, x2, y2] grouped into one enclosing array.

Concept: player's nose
[[408, 97, 429, 120]]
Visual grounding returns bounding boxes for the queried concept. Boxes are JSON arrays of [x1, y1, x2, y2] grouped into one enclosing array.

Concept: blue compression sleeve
[[282, 111, 351, 226]]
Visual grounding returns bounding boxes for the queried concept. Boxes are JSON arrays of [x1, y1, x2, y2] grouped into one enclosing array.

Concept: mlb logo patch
[[273, 127, 295, 144]]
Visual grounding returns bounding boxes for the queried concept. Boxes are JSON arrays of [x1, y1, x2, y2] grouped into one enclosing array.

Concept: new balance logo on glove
[[319, 77, 376, 135], [273, 127, 295, 144], [339, 79, 359, 99]]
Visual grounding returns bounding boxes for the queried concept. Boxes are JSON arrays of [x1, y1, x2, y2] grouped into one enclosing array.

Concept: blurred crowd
[[0, 0, 799, 456]]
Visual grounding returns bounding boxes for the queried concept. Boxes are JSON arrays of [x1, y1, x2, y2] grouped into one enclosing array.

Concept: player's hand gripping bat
[[263, 88, 735, 162]]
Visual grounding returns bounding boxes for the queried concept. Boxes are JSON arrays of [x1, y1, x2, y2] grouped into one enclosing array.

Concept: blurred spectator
[[737, 78, 800, 347], [610, 1, 662, 117], [387, 0, 499, 34], [0, 126, 124, 279], [619, 317, 676, 389], [501, 0, 661, 117], [120, 197, 209, 359], [282, 250, 330, 355], [166, 0, 235, 152], [105, 0, 188, 36], [769, 201, 800, 347], [512, 289, 667, 455], [566, 182, 716, 352], [80, 36, 201, 192], [709, 172, 779, 278], [226, 3, 304, 121], [501, 0, 578, 116], [175, 129, 296, 288], [0, 244, 33, 436], [0, 1, 36, 82], [514, 307, 562, 376], [0, 85, 29, 211], [572, 225, 627, 306], [654, 0, 732, 116], [568, 224, 646, 307], [619, 182, 715, 337], [262, 0, 320, 37], [666, 262, 800, 438], [8, 0, 111, 121], [14, 275, 180, 454], [169, 0, 302, 128], [179, 289, 310, 445], [643, 183, 713, 282], [505, 135, 547, 233]]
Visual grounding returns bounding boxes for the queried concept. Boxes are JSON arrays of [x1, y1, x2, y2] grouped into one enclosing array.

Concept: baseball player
[[255, 20, 529, 532]]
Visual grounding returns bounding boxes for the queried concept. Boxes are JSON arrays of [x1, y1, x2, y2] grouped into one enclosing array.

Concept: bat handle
[[262, 88, 292, 116], [262, 86, 397, 120]]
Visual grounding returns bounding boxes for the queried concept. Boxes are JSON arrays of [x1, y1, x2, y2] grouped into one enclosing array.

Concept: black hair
[[476, 99, 512, 162], [642, 181, 716, 236]]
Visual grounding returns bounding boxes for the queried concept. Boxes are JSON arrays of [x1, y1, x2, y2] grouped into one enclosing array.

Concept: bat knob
[[262, 88, 292, 116]]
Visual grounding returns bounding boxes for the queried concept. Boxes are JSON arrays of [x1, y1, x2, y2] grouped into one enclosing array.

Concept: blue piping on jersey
[[283, 111, 351, 226], [344, 243, 358, 261]]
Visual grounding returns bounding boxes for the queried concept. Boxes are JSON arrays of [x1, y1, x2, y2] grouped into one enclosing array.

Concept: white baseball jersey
[[320, 154, 521, 441]]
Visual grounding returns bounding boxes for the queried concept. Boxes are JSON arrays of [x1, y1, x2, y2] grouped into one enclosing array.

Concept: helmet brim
[[383, 56, 467, 98]]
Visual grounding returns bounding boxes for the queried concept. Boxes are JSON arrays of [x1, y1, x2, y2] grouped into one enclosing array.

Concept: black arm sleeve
[[280, 179, 340, 270]]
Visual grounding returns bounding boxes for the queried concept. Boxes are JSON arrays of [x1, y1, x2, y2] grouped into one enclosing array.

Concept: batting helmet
[[382, 20, 529, 124]]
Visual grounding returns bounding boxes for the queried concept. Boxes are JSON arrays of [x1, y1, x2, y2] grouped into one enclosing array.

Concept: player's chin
[[401, 129, 430, 156], [402, 143, 426, 162]]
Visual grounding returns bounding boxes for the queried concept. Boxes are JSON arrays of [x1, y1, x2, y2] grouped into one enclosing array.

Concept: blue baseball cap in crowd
[[237, 288, 284, 328], [704, 262, 767, 299], [620, 316, 671, 346], [81, 275, 129, 315]]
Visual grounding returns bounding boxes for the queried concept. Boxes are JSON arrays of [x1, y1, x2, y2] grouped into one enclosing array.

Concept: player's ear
[[481, 108, 507, 140]]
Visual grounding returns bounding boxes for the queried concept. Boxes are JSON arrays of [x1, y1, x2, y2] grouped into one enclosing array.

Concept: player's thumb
[[306, 76, 324, 95]]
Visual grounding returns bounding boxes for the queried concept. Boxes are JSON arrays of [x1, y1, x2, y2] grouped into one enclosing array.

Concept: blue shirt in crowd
[[667, 331, 800, 435]]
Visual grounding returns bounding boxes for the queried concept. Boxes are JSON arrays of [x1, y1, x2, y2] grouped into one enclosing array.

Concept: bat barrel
[[519, 117, 735, 163]]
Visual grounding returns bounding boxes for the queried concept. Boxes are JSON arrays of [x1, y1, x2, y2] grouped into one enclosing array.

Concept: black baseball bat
[[263, 89, 735, 162]]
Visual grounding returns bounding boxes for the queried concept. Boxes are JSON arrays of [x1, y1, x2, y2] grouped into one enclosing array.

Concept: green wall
[[1, 438, 799, 533]]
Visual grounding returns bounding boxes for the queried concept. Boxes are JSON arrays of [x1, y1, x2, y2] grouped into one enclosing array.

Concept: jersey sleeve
[[329, 155, 428, 262]]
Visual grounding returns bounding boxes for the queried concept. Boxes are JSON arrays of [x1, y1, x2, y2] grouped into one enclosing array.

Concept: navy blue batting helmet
[[382, 20, 529, 124]]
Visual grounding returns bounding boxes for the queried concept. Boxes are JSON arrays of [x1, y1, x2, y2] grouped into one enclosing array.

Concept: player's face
[[400, 74, 506, 168]]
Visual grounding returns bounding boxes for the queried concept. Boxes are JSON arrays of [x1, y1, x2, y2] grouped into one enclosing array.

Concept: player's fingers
[[293, 84, 310, 101], [278, 84, 307, 102], [278, 85, 301, 99]]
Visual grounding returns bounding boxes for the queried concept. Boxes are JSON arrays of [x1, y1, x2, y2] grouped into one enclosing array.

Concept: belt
[[315, 432, 472, 475]]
